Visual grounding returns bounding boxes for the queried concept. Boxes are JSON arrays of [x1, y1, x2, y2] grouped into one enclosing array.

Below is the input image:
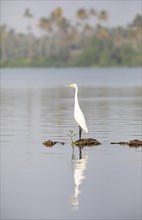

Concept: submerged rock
[[111, 141, 128, 145], [43, 140, 65, 147], [74, 138, 101, 147], [111, 139, 142, 148]]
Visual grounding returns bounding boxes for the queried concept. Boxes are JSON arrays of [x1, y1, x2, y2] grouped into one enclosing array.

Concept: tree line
[[0, 7, 141, 67]]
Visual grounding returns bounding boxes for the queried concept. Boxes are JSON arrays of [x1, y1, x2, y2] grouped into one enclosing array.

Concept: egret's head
[[66, 83, 77, 88]]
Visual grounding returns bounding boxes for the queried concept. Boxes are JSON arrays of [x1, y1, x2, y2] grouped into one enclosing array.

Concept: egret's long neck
[[75, 86, 79, 107]]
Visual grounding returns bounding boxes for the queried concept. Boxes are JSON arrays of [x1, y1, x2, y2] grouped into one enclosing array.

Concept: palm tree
[[37, 17, 53, 56], [58, 17, 71, 34], [0, 24, 8, 62], [24, 8, 33, 17], [38, 17, 52, 33], [90, 8, 97, 20], [128, 15, 142, 50], [50, 7, 63, 28], [8, 28, 16, 58], [76, 8, 88, 21], [96, 10, 109, 47], [50, 7, 69, 56], [76, 8, 89, 49], [83, 23, 93, 48], [130, 14, 142, 28], [23, 8, 33, 32], [23, 8, 34, 59], [90, 8, 97, 25], [98, 10, 108, 26], [76, 8, 89, 32]]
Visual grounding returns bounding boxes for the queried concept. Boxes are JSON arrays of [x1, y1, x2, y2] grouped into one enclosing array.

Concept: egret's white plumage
[[66, 83, 88, 139]]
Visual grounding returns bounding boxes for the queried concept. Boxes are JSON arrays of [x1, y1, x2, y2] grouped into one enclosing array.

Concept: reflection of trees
[[71, 147, 88, 210]]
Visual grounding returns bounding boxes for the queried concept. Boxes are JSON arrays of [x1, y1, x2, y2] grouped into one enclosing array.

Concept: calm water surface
[[1, 68, 141, 219]]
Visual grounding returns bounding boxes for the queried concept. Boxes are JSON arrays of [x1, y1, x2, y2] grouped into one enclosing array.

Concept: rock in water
[[43, 140, 57, 147], [128, 139, 142, 147], [43, 140, 65, 147], [75, 138, 101, 147], [111, 139, 142, 147]]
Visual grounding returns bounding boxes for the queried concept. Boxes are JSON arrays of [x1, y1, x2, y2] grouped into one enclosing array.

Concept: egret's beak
[[65, 84, 74, 87], [66, 84, 71, 87]]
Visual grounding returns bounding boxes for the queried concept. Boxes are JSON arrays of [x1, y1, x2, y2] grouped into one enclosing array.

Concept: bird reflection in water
[[71, 147, 88, 210]]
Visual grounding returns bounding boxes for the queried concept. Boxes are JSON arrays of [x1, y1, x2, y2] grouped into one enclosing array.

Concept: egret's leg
[[79, 126, 82, 140], [79, 147, 82, 159]]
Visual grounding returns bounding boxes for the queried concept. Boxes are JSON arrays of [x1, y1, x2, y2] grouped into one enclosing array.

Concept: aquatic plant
[[67, 130, 77, 147]]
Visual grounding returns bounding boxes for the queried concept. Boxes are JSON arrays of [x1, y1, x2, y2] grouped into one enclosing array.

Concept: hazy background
[[1, 0, 141, 67], [1, 0, 141, 36]]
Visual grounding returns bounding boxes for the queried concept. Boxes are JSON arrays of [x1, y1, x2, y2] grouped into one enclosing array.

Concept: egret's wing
[[74, 106, 88, 133]]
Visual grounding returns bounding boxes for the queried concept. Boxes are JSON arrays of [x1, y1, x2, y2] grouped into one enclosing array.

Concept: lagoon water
[[1, 68, 141, 219]]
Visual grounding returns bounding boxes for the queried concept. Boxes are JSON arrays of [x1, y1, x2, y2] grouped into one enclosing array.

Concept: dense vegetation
[[0, 8, 141, 67]]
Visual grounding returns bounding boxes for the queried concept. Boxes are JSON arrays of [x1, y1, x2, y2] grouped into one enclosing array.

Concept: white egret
[[66, 83, 88, 140]]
